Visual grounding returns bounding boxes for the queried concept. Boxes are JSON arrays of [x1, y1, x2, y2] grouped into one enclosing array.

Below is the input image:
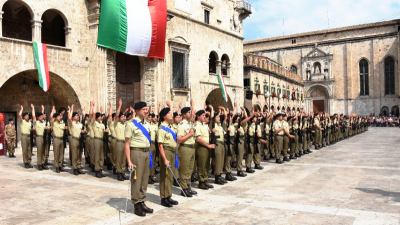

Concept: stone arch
[[380, 106, 389, 116], [205, 88, 233, 110], [306, 84, 330, 113], [221, 54, 230, 76], [391, 105, 399, 117], [0, 70, 81, 112], [41, 9, 68, 46], [1, 0, 33, 41]]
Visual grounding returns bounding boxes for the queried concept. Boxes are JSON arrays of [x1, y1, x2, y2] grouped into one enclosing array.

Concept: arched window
[[221, 54, 230, 76], [384, 56, 395, 95], [208, 51, 218, 74], [2, 0, 32, 41], [290, 65, 298, 74], [359, 59, 369, 96], [391, 105, 399, 117], [42, 9, 67, 47], [381, 106, 389, 116], [313, 62, 321, 74]]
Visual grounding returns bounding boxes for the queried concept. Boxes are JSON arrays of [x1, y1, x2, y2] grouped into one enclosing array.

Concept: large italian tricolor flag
[[33, 41, 50, 92], [217, 72, 228, 103], [97, 0, 167, 59]]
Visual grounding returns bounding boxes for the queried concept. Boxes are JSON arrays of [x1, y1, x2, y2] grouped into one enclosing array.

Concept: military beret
[[181, 107, 191, 115], [159, 107, 171, 120], [37, 112, 43, 117], [72, 112, 79, 117], [173, 112, 180, 118], [196, 110, 206, 117], [133, 101, 147, 110]]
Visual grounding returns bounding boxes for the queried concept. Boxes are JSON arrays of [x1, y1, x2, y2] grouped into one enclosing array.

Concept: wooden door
[[313, 100, 325, 113]]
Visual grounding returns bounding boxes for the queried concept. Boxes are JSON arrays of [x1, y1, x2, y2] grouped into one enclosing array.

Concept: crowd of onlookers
[[368, 115, 400, 127]]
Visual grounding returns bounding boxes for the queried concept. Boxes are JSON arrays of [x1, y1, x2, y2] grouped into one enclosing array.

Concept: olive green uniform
[[149, 122, 158, 177], [68, 120, 83, 169], [108, 120, 117, 169], [114, 121, 126, 173], [273, 120, 285, 161], [236, 124, 246, 171], [91, 120, 106, 172], [5, 124, 16, 156], [246, 122, 257, 168], [85, 121, 94, 166], [282, 120, 290, 158], [177, 119, 196, 189], [224, 124, 236, 174], [195, 121, 211, 183], [20, 119, 32, 164], [158, 122, 177, 199], [125, 117, 151, 204], [34, 120, 46, 166], [213, 123, 225, 176], [52, 121, 65, 168]]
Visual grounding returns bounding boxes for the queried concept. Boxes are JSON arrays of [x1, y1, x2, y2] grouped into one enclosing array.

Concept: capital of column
[[31, 19, 42, 28], [64, 26, 71, 35]]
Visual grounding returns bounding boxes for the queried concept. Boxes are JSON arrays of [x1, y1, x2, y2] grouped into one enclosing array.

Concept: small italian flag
[[217, 72, 228, 103], [33, 41, 50, 92], [97, 0, 167, 59]]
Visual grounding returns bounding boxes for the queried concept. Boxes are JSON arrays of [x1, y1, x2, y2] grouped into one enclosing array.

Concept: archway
[[391, 106, 399, 117], [205, 88, 233, 110], [2, 0, 33, 41], [0, 70, 81, 112], [380, 106, 389, 116], [307, 85, 329, 113], [41, 9, 67, 47]]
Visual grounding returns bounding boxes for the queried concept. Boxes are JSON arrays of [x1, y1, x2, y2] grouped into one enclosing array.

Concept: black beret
[[181, 107, 191, 115], [173, 112, 179, 118], [159, 107, 171, 120], [53, 113, 60, 118], [72, 112, 79, 117], [37, 112, 43, 117], [196, 110, 206, 117], [149, 112, 156, 117], [133, 101, 147, 110]]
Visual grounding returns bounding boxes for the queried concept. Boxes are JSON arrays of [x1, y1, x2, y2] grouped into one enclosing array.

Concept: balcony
[[235, 0, 252, 20]]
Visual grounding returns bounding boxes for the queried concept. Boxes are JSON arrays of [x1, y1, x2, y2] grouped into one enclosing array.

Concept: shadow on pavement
[[356, 188, 400, 202]]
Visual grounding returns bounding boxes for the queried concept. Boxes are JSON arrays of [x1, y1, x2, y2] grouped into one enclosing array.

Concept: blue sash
[[160, 125, 179, 168], [132, 120, 151, 144]]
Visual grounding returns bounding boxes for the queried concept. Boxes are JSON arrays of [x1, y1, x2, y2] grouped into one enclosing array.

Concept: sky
[[244, 0, 400, 40]]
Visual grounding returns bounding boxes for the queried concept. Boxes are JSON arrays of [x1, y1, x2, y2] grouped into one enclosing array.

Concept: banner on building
[[217, 72, 228, 103], [97, 0, 167, 59], [33, 41, 50, 92]]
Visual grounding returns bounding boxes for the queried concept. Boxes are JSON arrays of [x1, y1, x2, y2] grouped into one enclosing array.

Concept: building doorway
[[205, 88, 233, 110], [307, 85, 329, 113]]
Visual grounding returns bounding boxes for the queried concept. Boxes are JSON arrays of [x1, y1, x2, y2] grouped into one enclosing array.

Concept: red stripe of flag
[[147, 0, 167, 59], [42, 44, 51, 90]]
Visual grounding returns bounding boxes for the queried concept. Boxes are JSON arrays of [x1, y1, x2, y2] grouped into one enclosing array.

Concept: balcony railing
[[235, 0, 252, 19]]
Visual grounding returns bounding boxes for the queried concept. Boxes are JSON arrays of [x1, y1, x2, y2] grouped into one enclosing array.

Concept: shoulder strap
[[160, 125, 177, 142], [132, 120, 151, 144]]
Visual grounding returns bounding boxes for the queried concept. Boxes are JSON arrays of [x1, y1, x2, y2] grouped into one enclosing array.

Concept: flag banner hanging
[[217, 72, 228, 103], [97, 0, 167, 59], [33, 41, 50, 92]]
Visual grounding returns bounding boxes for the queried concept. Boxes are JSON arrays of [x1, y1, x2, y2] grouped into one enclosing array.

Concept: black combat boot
[[167, 197, 178, 205], [188, 185, 197, 195], [214, 175, 224, 185], [161, 198, 173, 207], [73, 169, 79, 175], [134, 203, 146, 216], [141, 202, 154, 213], [237, 171, 247, 177], [181, 189, 192, 197], [198, 182, 209, 190]]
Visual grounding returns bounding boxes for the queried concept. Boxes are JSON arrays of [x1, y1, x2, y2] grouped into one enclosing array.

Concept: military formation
[[4, 100, 371, 217]]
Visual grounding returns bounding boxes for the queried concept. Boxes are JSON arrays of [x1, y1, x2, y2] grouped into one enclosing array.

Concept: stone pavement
[[0, 127, 399, 225]]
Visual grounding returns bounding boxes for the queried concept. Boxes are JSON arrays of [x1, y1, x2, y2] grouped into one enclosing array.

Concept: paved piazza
[[1, 127, 399, 225]]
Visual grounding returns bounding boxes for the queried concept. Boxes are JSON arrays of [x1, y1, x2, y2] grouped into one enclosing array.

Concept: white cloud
[[244, 0, 400, 40]]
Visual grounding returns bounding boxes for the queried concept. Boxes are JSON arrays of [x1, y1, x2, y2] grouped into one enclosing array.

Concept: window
[[359, 59, 369, 96], [290, 65, 298, 74], [263, 83, 269, 94], [254, 78, 260, 92], [172, 50, 188, 89], [384, 56, 395, 95], [2, 0, 32, 41], [42, 9, 67, 47], [244, 78, 250, 89], [221, 54, 230, 76], [291, 39, 296, 44], [209, 51, 218, 74], [204, 9, 210, 24]]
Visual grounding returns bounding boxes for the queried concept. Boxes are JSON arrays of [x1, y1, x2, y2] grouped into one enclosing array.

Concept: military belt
[[164, 146, 176, 152], [54, 136, 63, 139], [71, 136, 80, 140], [181, 143, 195, 148], [21, 133, 30, 136], [36, 135, 44, 137], [94, 137, 103, 140], [130, 147, 149, 152], [116, 139, 125, 143]]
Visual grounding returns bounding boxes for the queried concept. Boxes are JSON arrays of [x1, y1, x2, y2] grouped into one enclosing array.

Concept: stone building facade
[[0, 0, 251, 122], [243, 54, 304, 113], [244, 19, 400, 116]]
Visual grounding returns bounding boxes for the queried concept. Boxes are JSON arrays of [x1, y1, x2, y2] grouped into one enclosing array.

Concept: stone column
[[106, 50, 116, 109], [31, 19, 42, 42], [64, 26, 71, 48], [216, 60, 222, 75], [0, 11, 3, 37]]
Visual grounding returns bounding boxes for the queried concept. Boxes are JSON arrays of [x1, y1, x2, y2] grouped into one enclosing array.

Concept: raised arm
[[31, 104, 36, 122], [18, 105, 23, 120], [107, 102, 113, 122], [49, 105, 56, 122], [115, 98, 122, 122]]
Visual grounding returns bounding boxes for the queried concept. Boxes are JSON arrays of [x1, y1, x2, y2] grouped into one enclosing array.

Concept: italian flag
[[97, 0, 167, 59], [217, 72, 228, 103], [33, 41, 50, 92]]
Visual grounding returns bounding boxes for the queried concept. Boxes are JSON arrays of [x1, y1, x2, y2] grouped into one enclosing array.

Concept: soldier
[[235, 108, 252, 177], [125, 101, 154, 217], [157, 107, 180, 207], [90, 102, 108, 178], [224, 110, 237, 182], [148, 112, 158, 184], [282, 113, 292, 162], [314, 113, 322, 149], [18, 105, 33, 168], [177, 105, 197, 197], [211, 107, 227, 185], [107, 103, 117, 175], [5, 118, 16, 158], [31, 104, 49, 170], [113, 100, 128, 181], [67, 105, 86, 175], [51, 106, 67, 173], [273, 112, 285, 164], [289, 116, 299, 159], [194, 109, 215, 189]]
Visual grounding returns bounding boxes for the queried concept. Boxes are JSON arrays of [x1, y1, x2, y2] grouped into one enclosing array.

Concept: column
[[216, 60, 222, 75], [64, 26, 71, 48], [0, 11, 3, 37], [31, 19, 42, 42]]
